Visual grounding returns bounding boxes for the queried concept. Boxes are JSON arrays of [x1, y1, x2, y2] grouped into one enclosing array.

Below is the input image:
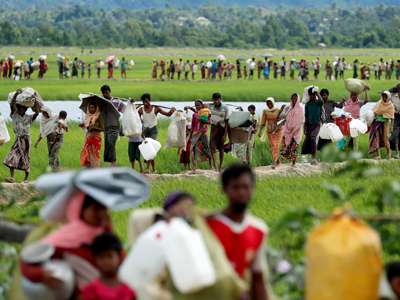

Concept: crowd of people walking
[[2, 81, 400, 182]]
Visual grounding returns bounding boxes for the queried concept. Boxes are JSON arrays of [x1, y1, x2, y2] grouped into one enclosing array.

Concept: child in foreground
[[81, 232, 136, 300]]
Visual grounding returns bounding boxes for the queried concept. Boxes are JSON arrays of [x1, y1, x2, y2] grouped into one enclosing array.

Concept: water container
[[349, 119, 368, 138], [147, 138, 161, 153], [139, 139, 157, 161], [228, 111, 251, 128], [162, 218, 216, 294], [119, 221, 168, 291], [0, 115, 10, 145]]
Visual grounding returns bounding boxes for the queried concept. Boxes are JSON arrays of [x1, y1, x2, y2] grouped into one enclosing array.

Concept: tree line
[[1, 4, 400, 48]]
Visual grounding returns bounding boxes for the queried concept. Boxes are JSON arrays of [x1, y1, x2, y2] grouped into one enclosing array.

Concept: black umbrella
[[79, 93, 120, 120]]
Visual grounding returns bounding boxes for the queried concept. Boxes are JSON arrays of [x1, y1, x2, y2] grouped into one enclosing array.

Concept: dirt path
[[0, 160, 385, 203]]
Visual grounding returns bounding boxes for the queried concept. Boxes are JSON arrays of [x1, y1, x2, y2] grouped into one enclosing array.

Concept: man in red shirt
[[207, 164, 268, 300]]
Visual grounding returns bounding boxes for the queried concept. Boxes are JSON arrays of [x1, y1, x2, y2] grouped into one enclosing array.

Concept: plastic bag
[[121, 101, 142, 137], [305, 210, 382, 300], [344, 78, 369, 95], [319, 123, 343, 142], [0, 115, 10, 145], [360, 106, 375, 126], [349, 119, 368, 138], [229, 111, 251, 128], [166, 112, 186, 148]]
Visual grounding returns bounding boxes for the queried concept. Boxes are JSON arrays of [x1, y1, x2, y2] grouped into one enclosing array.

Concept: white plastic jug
[[139, 139, 157, 161], [148, 137, 161, 152], [119, 221, 168, 291], [121, 102, 142, 137], [349, 119, 368, 138], [0, 115, 10, 145], [319, 123, 332, 140], [228, 111, 250, 128], [162, 218, 216, 294]]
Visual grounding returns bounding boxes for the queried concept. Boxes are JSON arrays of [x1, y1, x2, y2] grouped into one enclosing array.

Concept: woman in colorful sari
[[80, 102, 104, 168], [282, 93, 305, 166], [369, 91, 395, 159], [301, 87, 323, 165], [189, 100, 212, 171], [19, 191, 112, 299], [258, 97, 284, 168]]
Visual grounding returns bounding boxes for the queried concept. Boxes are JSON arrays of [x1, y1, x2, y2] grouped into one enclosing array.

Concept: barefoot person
[[100, 85, 125, 167], [4, 90, 39, 182], [369, 91, 395, 159], [187, 100, 212, 171], [209, 92, 229, 170], [35, 108, 68, 172], [301, 87, 323, 165], [258, 97, 284, 169], [80, 102, 104, 168], [138, 93, 175, 172], [206, 164, 269, 300], [282, 93, 305, 166]]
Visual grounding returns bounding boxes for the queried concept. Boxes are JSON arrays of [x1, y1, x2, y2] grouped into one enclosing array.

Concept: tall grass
[[0, 118, 375, 181]]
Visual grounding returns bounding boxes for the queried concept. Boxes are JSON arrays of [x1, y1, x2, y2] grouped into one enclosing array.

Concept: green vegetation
[[1, 5, 400, 48], [2, 159, 400, 298], [0, 120, 375, 182], [0, 47, 399, 101]]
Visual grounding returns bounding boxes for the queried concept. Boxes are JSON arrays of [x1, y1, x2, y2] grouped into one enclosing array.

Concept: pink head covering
[[43, 192, 105, 249], [343, 97, 361, 119], [284, 94, 305, 145]]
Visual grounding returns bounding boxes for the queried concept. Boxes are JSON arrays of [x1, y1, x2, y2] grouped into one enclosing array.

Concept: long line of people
[[2, 80, 400, 183]]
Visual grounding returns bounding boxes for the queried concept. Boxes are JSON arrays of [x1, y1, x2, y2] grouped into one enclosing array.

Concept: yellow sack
[[305, 211, 382, 300]]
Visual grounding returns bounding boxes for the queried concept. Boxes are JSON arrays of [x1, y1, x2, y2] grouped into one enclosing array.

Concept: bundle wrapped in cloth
[[8, 87, 44, 113]]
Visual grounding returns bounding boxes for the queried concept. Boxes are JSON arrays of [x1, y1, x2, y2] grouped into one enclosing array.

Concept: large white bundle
[[349, 119, 368, 138], [344, 78, 369, 95], [39, 54, 47, 61], [229, 111, 251, 128], [360, 106, 375, 126], [166, 112, 186, 148], [0, 115, 10, 145], [319, 123, 343, 142], [121, 102, 142, 137], [8, 87, 43, 109], [162, 218, 216, 293]]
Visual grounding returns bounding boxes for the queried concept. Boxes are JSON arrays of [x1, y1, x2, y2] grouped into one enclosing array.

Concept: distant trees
[[1, 5, 400, 48]]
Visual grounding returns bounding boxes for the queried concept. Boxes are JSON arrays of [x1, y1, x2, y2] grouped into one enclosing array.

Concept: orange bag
[[305, 210, 382, 300]]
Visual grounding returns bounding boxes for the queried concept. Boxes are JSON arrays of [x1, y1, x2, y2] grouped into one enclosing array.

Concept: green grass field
[[0, 120, 375, 182], [0, 46, 399, 101]]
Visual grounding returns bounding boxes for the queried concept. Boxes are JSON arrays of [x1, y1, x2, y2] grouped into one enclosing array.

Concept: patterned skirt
[[3, 135, 30, 172]]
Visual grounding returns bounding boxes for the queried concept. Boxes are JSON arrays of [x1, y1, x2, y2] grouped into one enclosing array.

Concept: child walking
[[128, 135, 144, 173], [35, 109, 68, 171], [81, 232, 136, 300], [4, 90, 39, 182]]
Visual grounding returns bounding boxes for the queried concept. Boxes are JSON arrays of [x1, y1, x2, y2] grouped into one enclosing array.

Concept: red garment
[[207, 214, 267, 278], [80, 131, 102, 167], [334, 116, 352, 136], [81, 278, 136, 300], [20, 246, 94, 282]]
